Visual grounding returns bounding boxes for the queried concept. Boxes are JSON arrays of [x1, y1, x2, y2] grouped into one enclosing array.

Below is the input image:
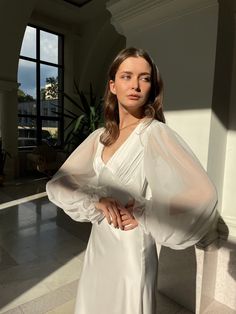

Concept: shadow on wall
[[157, 214, 230, 313], [211, 0, 236, 131], [158, 246, 197, 313]]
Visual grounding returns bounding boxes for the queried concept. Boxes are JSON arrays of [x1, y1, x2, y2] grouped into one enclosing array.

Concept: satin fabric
[[46, 119, 217, 314]]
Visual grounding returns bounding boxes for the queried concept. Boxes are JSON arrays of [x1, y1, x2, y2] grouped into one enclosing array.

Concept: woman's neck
[[118, 106, 144, 129]]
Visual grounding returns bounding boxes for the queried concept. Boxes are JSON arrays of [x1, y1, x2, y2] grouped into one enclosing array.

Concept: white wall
[[107, 0, 218, 169], [127, 3, 219, 169]]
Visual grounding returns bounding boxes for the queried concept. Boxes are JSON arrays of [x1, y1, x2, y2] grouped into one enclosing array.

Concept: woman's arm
[[46, 129, 106, 224], [133, 121, 218, 249]]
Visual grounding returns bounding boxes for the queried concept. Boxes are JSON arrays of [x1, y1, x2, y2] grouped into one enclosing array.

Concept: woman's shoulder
[[88, 127, 105, 138], [142, 118, 169, 135], [140, 119, 180, 147], [74, 127, 104, 149]]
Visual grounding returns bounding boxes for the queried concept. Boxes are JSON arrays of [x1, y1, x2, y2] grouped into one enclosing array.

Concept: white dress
[[46, 119, 217, 314]]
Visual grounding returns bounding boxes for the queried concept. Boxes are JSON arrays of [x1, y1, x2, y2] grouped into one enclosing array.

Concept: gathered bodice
[[93, 122, 151, 206]]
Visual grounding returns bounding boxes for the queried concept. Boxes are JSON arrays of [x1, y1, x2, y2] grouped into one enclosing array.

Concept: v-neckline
[[100, 120, 144, 166]]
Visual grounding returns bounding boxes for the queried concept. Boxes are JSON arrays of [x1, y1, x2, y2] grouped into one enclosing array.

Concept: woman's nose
[[131, 78, 141, 92]]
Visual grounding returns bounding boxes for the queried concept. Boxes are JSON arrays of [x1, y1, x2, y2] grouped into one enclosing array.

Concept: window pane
[[41, 99, 59, 118], [18, 26, 63, 150], [18, 118, 37, 148], [18, 59, 36, 114], [40, 30, 58, 64], [42, 120, 60, 146], [40, 64, 58, 115], [20, 26, 36, 58]]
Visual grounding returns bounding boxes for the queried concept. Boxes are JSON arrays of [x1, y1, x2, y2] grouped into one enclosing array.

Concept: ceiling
[[32, 0, 109, 26]]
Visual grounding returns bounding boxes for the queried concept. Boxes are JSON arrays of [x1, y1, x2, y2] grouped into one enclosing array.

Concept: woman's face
[[109, 56, 151, 115]]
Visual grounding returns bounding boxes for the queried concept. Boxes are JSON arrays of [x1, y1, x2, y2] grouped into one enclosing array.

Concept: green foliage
[[17, 88, 34, 102], [45, 76, 58, 99], [53, 82, 104, 153], [41, 76, 58, 100]]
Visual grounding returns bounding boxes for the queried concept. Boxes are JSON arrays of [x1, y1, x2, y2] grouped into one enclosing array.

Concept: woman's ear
[[109, 80, 116, 95]]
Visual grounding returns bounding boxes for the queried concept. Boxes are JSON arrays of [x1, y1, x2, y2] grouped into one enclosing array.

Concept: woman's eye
[[121, 75, 131, 80], [140, 76, 151, 82]]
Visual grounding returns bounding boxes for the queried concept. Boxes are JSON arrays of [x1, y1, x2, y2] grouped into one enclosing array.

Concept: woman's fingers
[[102, 207, 112, 225], [97, 197, 137, 230], [120, 214, 130, 221], [122, 218, 133, 226], [124, 224, 137, 231], [120, 209, 133, 219], [107, 206, 118, 228], [113, 207, 123, 230], [122, 219, 138, 231], [121, 216, 138, 231]]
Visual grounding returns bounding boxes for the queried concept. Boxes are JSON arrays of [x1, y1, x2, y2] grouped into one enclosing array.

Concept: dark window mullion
[[40, 60, 63, 68], [18, 114, 37, 118], [36, 27, 41, 144], [58, 35, 64, 146], [20, 55, 63, 69], [19, 55, 37, 63]]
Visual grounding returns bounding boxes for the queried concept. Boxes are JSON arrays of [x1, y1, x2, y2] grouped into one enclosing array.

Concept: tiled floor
[[0, 178, 87, 313], [0, 178, 234, 314]]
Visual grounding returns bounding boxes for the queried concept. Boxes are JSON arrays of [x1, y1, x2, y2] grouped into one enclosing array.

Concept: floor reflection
[[0, 179, 91, 313]]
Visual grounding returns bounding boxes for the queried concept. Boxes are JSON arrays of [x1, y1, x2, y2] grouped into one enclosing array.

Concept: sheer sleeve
[[46, 128, 107, 224], [134, 121, 218, 249]]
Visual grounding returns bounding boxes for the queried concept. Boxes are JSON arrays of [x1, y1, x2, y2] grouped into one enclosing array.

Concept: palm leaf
[[73, 114, 85, 132]]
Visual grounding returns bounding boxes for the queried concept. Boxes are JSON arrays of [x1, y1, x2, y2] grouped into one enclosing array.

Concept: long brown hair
[[100, 47, 165, 146]]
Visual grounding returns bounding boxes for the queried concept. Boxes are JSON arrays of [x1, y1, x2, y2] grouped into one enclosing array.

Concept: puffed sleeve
[[46, 128, 107, 224], [134, 121, 218, 249]]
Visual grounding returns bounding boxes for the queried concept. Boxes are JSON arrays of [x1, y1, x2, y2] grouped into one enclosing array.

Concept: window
[[17, 25, 64, 148]]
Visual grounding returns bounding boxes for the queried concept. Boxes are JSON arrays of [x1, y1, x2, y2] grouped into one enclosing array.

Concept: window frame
[[18, 24, 64, 149]]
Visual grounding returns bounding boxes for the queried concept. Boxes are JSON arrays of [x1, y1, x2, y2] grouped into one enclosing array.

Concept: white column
[[0, 80, 18, 179]]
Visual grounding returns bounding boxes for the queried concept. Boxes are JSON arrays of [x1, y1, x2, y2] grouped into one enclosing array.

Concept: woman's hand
[[120, 199, 139, 231], [95, 197, 124, 229]]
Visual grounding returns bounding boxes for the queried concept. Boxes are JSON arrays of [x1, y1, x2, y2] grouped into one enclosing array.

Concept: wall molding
[[107, 0, 172, 22], [107, 0, 218, 35]]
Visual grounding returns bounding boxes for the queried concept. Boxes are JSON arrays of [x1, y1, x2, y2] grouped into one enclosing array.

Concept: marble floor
[[0, 178, 234, 314]]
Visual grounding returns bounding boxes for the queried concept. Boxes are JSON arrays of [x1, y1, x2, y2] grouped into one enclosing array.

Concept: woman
[[46, 47, 217, 314]]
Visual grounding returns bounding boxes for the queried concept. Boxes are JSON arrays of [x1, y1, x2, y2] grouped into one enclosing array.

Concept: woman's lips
[[127, 94, 140, 100]]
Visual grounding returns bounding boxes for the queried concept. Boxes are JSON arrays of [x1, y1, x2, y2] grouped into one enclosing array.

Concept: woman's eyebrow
[[139, 72, 151, 76], [120, 71, 151, 75], [120, 71, 133, 74]]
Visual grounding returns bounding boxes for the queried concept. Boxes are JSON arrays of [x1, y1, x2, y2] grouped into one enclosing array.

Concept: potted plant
[[53, 82, 104, 153], [0, 138, 11, 186]]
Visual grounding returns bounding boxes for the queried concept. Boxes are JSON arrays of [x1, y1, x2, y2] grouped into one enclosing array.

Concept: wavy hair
[[100, 47, 165, 146]]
